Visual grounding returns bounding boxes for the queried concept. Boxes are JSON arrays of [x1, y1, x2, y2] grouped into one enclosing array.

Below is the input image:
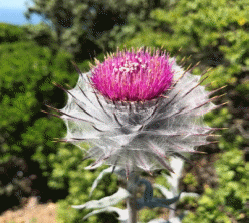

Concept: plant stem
[[127, 175, 138, 223]]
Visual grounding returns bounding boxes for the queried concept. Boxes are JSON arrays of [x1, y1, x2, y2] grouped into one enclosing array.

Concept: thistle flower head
[[53, 48, 217, 176], [91, 49, 173, 101]]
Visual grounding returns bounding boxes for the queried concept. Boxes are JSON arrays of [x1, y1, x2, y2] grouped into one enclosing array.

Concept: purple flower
[[51, 48, 217, 176], [91, 49, 173, 101]]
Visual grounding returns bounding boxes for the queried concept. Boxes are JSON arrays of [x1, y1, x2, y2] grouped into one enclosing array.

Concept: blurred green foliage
[[0, 23, 118, 222], [1, 0, 249, 222], [0, 39, 75, 161], [25, 0, 164, 60], [0, 24, 79, 206], [183, 173, 198, 188], [0, 23, 25, 43], [184, 149, 249, 223]]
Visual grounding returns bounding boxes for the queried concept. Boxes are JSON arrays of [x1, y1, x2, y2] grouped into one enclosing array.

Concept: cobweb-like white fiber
[[59, 61, 216, 174]]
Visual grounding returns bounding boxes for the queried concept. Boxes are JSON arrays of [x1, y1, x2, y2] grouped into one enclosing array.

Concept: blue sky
[[0, 0, 30, 9], [0, 0, 42, 25]]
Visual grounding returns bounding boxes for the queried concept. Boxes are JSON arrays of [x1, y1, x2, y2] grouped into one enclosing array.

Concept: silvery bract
[[53, 48, 217, 176]]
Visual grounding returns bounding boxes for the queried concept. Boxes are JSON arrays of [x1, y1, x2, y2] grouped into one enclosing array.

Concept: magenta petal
[[91, 49, 174, 101]]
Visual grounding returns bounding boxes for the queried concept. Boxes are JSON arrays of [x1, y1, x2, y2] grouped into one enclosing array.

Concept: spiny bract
[[52, 48, 218, 176]]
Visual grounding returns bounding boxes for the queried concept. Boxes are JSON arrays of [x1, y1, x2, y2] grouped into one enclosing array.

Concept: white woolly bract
[[59, 61, 216, 174]]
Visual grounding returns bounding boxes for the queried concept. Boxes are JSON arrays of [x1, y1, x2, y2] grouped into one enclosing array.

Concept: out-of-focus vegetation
[[25, 0, 164, 60], [0, 0, 248, 222]]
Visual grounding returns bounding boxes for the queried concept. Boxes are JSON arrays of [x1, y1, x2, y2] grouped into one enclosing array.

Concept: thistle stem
[[127, 190, 137, 223], [127, 175, 138, 223]]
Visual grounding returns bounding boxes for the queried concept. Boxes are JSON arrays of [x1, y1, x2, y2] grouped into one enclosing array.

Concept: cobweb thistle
[[50, 48, 219, 177]]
